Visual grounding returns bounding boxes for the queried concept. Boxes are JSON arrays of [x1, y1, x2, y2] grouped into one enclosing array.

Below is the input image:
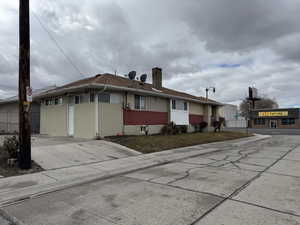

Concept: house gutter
[[36, 83, 223, 106]]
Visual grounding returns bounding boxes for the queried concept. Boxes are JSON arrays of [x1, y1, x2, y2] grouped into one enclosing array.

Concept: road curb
[[0, 134, 270, 208], [0, 208, 27, 225]]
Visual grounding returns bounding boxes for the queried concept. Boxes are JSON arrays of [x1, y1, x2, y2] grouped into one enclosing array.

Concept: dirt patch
[[107, 131, 252, 154], [0, 145, 43, 178]]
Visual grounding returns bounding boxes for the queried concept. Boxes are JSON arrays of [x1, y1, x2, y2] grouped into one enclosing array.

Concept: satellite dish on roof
[[128, 71, 136, 80], [140, 74, 147, 83]]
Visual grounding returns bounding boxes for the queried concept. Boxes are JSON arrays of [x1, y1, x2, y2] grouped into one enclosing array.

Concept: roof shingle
[[43, 74, 221, 105]]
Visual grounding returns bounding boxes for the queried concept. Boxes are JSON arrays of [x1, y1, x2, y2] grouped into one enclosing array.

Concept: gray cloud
[[179, 0, 300, 52], [0, 0, 299, 108]]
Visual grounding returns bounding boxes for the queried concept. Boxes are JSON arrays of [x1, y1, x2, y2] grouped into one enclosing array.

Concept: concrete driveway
[[1, 135, 140, 170], [30, 136, 140, 170], [1, 135, 300, 225]]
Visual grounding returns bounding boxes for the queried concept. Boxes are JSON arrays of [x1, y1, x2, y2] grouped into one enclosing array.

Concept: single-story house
[[37, 67, 223, 138], [0, 86, 56, 134]]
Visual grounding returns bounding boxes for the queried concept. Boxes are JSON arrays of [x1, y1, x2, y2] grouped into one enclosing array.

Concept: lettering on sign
[[258, 111, 288, 117]]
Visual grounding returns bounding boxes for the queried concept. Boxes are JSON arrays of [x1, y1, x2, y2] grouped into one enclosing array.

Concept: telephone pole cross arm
[[19, 0, 32, 169]]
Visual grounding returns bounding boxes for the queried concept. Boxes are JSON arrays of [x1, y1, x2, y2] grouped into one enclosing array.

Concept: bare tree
[[240, 97, 279, 117]]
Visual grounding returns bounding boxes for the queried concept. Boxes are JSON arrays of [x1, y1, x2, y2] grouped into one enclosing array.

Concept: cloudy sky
[[1, 0, 300, 107]]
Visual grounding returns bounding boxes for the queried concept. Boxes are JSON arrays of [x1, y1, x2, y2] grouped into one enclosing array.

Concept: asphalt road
[[1, 135, 300, 225], [225, 127, 300, 135]]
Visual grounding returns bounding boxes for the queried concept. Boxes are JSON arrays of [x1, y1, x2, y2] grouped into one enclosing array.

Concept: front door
[[270, 120, 277, 129], [68, 105, 75, 136]]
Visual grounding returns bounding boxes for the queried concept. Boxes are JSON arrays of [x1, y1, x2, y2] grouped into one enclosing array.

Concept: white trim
[[36, 83, 222, 106], [95, 93, 99, 135], [68, 104, 75, 136]]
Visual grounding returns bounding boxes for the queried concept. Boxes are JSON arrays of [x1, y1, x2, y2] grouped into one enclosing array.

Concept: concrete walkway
[[0, 134, 268, 207]]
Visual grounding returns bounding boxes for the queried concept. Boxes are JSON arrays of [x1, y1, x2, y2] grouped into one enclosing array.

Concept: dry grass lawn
[[108, 131, 252, 154]]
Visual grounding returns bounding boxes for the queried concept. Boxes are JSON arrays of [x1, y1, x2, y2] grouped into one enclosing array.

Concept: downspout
[[95, 86, 107, 138]]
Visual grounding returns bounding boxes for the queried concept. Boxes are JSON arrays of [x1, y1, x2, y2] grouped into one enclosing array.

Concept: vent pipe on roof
[[152, 67, 162, 89]]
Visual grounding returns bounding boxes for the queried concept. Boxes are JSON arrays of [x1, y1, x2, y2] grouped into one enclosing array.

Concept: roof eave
[[36, 83, 222, 106]]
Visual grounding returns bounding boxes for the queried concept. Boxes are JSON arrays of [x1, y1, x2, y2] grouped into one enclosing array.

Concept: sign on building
[[258, 111, 288, 117]]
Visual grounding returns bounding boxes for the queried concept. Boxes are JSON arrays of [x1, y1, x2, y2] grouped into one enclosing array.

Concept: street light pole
[[19, 0, 31, 169]]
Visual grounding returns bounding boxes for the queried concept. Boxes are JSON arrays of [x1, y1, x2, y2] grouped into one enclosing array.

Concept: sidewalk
[[0, 134, 270, 207]]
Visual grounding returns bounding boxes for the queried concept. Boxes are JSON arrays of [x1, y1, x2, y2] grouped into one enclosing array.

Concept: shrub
[[161, 122, 175, 135], [193, 121, 208, 132], [161, 123, 188, 135], [178, 125, 188, 134], [199, 121, 208, 131], [3, 136, 19, 158]]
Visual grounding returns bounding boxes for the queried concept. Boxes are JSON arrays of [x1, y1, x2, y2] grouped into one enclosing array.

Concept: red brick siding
[[123, 109, 169, 125], [189, 114, 204, 125]]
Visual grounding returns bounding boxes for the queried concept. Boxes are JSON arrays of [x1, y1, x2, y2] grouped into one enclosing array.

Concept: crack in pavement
[[230, 198, 300, 218], [188, 142, 300, 225], [166, 167, 202, 185]]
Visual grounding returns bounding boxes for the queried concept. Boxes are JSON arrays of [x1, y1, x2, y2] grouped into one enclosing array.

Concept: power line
[[32, 11, 84, 77]]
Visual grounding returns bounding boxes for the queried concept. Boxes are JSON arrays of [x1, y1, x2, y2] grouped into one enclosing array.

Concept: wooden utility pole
[[19, 0, 31, 169]]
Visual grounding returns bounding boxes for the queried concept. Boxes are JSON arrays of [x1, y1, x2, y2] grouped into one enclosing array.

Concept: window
[[98, 93, 110, 103], [54, 97, 63, 105], [75, 96, 81, 104], [90, 93, 95, 103], [59, 97, 63, 105], [172, 100, 188, 111], [172, 100, 176, 110], [281, 118, 295, 125], [254, 118, 265, 125], [110, 93, 121, 104], [135, 95, 145, 110], [68, 96, 75, 104], [45, 99, 51, 106], [184, 102, 188, 111]]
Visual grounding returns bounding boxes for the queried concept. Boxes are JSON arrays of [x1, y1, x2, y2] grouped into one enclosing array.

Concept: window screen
[[110, 93, 121, 104], [172, 100, 176, 110], [172, 100, 187, 110], [75, 96, 80, 104], [90, 93, 95, 103], [184, 102, 188, 111], [80, 94, 89, 103], [135, 95, 145, 110], [98, 93, 110, 103]]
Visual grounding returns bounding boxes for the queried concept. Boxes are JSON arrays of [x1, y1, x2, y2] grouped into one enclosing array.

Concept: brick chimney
[[152, 67, 162, 89]]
